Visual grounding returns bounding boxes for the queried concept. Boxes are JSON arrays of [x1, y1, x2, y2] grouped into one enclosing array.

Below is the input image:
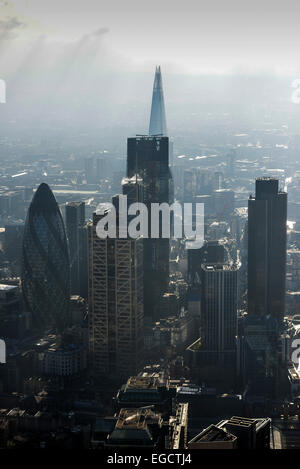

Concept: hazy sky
[[1, 0, 300, 74], [1, 0, 300, 139]]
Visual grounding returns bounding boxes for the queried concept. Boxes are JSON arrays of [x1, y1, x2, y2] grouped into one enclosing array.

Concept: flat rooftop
[[125, 376, 160, 391], [115, 408, 159, 430]]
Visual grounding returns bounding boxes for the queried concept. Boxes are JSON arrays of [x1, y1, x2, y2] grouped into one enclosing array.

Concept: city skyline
[[1, 2, 300, 451]]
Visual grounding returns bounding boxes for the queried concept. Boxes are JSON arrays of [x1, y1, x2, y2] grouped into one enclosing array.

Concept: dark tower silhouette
[[248, 177, 287, 321], [127, 67, 172, 323], [22, 183, 70, 333], [127, 136, 170, 322], [65, 201, 87, 297]]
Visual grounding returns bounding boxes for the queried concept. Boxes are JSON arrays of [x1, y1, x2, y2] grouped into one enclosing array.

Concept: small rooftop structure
[[188, 424, 237, 449], [125, 376, 161, 391]]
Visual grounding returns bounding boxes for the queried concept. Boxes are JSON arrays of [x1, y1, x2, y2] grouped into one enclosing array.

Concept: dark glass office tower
[[188, 240, 228, 287], [127, 135, 169, 181], [22, 183, 70, 333], [190, 242, 237, 364], [248, 177, 287, 320], [127, 136, 170, 321], [200, 261, 238, 366], [185, 241, 238, 387], [65, 201, 87, 297]]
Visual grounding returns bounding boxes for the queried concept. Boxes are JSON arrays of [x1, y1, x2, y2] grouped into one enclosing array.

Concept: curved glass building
[[22, 183, 70, 332]]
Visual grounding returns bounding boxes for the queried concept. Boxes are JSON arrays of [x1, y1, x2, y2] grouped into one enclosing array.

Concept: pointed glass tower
[[22, 183, 70, 333], [149, 65, 167, 136], [125, 67, 172, 323]]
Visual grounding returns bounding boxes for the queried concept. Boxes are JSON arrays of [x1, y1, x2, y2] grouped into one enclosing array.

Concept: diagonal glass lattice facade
[[22, 183, 70, 333]]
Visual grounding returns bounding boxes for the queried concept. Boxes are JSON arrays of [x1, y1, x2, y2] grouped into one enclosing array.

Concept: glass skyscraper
[[126, 67, 172, 322], [248, 177, 287, 320], [149, 65, 167, 137], [22, 183, 70, 333]]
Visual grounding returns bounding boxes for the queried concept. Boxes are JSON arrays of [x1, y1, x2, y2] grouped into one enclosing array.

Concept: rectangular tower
[[127, 136, 170, 322], [65, 202, 87, 297], [248, 178, 287, 320], [200, 262, 238, 367], [88, 209, 144, 380]]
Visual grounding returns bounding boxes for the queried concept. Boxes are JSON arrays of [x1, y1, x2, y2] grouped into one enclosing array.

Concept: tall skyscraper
[[127, 135, 169, 182], [199, 243, 238, 367], [88, 204, 144, 380], [248, 177, 287, 320], [65, 202, 87, 297], [200, 262, 238, 365], [239, 314, 279, 396], [188, 240, 227, 287], [149, 65, 167, 136], [122, 175, 144, 207], [126, 67, 171, 322], [22, 183, 70, 333], [186, 242, 238, 386], [127, 136, 170, 321]]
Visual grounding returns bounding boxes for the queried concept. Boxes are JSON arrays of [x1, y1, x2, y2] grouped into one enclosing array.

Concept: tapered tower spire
[[149, 65, 167, 136]]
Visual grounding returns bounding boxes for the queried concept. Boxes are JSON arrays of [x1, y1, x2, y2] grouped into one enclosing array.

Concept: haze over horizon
[[1, 0, 300, 148], [2, 0, 300, 75]]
